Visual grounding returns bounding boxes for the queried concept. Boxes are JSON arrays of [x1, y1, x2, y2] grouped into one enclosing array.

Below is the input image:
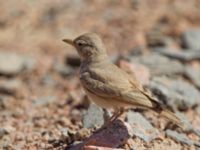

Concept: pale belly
[[84, 89, 131, 109]]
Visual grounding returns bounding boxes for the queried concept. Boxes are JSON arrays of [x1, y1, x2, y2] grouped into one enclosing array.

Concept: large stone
[[149, 77, 200, 110], [181, 29, 200, 50], [0, 52, 36, 76], [126, 111, 159, 142], [69, 120, 131, 150], [184, 66, 200, 89], [84, 146, 124, 150], [132, 54, 184, 76], [83, 103, 104, 129], [154, 47, 200, 61]]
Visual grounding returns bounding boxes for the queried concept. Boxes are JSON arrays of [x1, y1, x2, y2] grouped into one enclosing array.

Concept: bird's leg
[[110, 108, 124, 122], [108, 109, 119, 122], [103, 108, 120, 127], [94, 108, 125, 133], [93, 109, 120, 133]]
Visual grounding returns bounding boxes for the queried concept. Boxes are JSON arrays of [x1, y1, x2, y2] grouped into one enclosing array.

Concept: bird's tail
[[141, 91, 185, 129], [126, 88, 185, 129], [158, 107, 185, 129]]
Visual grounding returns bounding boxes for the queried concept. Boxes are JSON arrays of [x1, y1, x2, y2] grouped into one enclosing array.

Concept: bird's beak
[[62, 39, 75, 47]]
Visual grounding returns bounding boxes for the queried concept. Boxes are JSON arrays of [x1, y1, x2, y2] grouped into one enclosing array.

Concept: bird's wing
[[80, 71, 158, 108], [80, 72, 122, 98], [80, 69, 184, 128]]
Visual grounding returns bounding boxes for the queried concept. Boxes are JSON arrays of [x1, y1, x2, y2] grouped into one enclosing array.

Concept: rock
[[166, 130, 193, 146], [181, 29, 200, 50], [132, 54, 184, 76], [53, 62, 75, 76], [184, 66, 200, 89], [65, 54, 81, 67], [130, 46, 144, 56], [0, 52, 36, 76], [168, 79, 200, 109], [146, 30, 174, 47], [149, 77, 200, 110], [0, 126, 15, 138], [69, 120, 131, 150], [176, 112, 200, 138], [33, 96, 56, 107], [41, 74, 57, 87], [0, 136, 12, 149], [60, 128, 70, 141], [83, 103, 104, 129], [0, 79, 23, 96], [126, 111, 159, 142], [154, 47, 200, 61], [2, 126, 15, 134], [0, 128, 8, 138], [84, 145, 124, 150]]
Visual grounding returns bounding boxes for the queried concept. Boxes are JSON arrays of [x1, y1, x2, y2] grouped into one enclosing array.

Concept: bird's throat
[[82, 53, 109, 64]]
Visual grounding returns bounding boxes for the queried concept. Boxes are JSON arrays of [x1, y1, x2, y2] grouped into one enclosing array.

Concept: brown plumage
[[63, 33, 184, 128]]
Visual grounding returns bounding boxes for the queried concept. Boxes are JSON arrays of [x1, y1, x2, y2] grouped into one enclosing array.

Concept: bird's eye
[[76, 40, 87, 47]]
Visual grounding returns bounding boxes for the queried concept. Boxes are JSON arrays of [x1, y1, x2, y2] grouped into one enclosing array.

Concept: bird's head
[[63, 33, 107, 61]]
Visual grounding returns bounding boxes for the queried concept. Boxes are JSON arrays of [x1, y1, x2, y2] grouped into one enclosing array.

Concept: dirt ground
[[0, 0, 200, 150]]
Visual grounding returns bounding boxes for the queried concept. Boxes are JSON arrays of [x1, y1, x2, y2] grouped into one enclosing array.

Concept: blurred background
[[0, 0, 200, 149]]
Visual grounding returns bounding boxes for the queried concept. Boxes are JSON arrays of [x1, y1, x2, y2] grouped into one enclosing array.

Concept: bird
[[62, 33, 184, 128]]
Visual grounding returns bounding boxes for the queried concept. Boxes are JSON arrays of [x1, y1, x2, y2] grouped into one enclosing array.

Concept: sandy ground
[[0, 0, 200, 149]]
